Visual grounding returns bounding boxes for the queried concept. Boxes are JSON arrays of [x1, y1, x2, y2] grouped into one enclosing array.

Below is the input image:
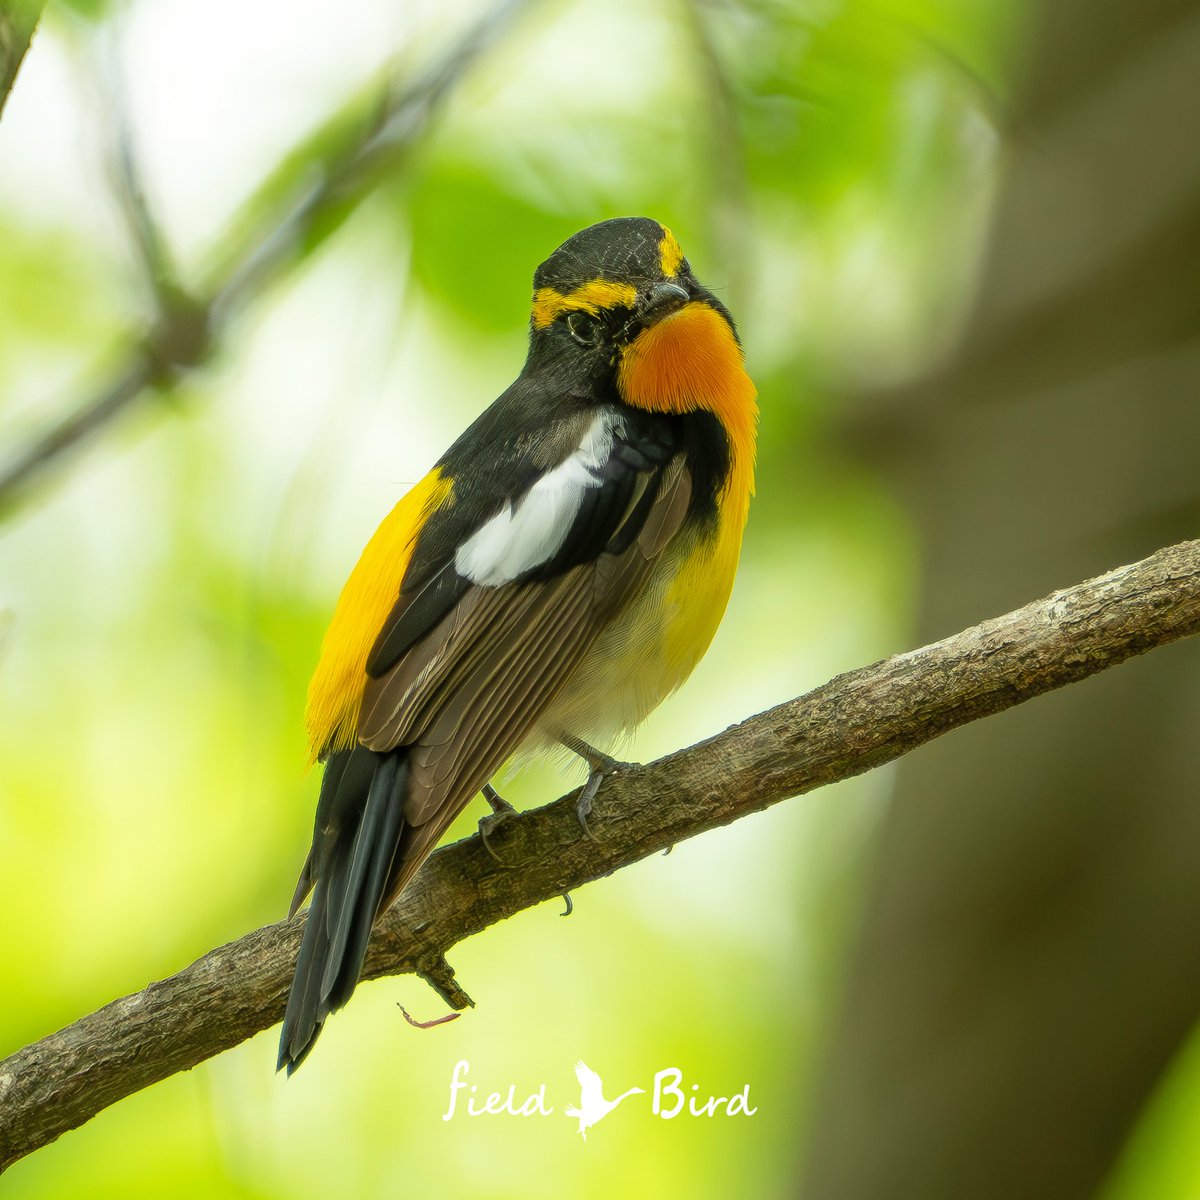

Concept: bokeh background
[[2, 0, 1199, 1196]]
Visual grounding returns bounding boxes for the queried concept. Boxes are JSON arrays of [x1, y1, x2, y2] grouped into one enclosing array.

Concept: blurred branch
[[0, 0, 44, 120], [0, 0, 534, 518], [2, 538, 1200, 1171], [90, 36, 185, 311]]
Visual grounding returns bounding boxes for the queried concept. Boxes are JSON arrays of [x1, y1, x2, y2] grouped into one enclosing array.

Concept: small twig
[[397, 1004, 461, 1030], [0, 359, 157, 520], [88, 27, 183, 308], [1, 539, 1199, 1171], [207, 0, 531, 321]]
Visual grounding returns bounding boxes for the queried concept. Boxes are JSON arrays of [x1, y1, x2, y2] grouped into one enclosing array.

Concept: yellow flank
[[616, 300, 758, 496], [304, 468, 453, 763], [531, 279, 638, 329], [658, 226, 684, 277], [546, 499, 750, 746], [661, 485, 748, 688]]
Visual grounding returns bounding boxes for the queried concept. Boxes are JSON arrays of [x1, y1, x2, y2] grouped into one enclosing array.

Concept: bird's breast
[[535, 496, 748, 750]]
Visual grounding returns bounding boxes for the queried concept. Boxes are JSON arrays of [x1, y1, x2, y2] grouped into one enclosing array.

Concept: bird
[[565, 1060, 645, 1140], [278, 216, 758, 1072]]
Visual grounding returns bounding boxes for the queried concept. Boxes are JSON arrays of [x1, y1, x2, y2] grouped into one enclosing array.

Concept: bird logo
[[564, 1060, 645, 1140]]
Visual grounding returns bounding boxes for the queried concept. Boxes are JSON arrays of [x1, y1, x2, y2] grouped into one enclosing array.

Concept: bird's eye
[[565, 311, 601, 345]]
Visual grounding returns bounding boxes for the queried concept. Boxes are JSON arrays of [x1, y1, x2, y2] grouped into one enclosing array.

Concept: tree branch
[[0, 0, 534, 517], [0, 0, 44, 120], [1, 538, 1199, 1171]]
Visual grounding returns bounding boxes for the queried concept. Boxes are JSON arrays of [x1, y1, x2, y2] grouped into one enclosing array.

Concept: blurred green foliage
[[12, 0, 1160, 1195]]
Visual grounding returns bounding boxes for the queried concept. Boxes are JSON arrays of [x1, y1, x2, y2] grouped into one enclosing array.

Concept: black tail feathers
[[278, 745, 408, 1074]]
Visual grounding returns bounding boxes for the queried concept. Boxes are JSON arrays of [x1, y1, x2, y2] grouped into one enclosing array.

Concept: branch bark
[[1, 539, 1199, 1171]]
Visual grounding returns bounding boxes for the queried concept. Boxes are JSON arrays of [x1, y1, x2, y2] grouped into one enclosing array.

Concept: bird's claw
[[479, 783, 518, 863], [559, 734, 640, 843], [575, 768, 604, 841]]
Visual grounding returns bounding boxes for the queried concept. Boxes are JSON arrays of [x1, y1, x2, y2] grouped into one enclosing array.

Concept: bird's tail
[[278, 745, 409, 1074]]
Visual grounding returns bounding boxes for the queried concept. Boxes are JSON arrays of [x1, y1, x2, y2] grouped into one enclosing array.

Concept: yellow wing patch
[[531, 279, 637, 329], [658, 226, 684, 277], [304, 468, 453, 763]]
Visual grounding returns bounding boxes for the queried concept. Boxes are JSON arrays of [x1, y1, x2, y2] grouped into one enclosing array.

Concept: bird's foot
[[575, 767, 604, 841], [478, 782, 518, 863], [560, 735, 639, 842]]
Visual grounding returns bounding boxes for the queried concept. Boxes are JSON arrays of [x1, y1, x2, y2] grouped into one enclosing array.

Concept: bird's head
[[524, 217, 756, 428]]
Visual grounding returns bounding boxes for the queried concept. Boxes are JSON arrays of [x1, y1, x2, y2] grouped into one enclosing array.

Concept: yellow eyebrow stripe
[[658, 226, 684, 277], [531, 280, 638, 329]]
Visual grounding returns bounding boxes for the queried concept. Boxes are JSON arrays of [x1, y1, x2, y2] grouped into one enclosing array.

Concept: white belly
[[533, 517, 741, 753]]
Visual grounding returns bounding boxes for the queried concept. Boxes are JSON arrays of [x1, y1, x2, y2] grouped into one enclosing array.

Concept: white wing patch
[[455, 411, 619, 586]]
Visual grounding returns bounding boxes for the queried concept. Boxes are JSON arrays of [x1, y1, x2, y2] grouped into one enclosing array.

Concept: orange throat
[[616, 301, 758, 496]]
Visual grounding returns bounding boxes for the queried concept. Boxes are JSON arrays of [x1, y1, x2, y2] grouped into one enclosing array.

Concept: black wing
[[365, 396, 680, 679]]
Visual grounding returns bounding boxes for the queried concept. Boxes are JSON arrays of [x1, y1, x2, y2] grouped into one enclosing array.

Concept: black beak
[[638, 281, 690, 322]]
